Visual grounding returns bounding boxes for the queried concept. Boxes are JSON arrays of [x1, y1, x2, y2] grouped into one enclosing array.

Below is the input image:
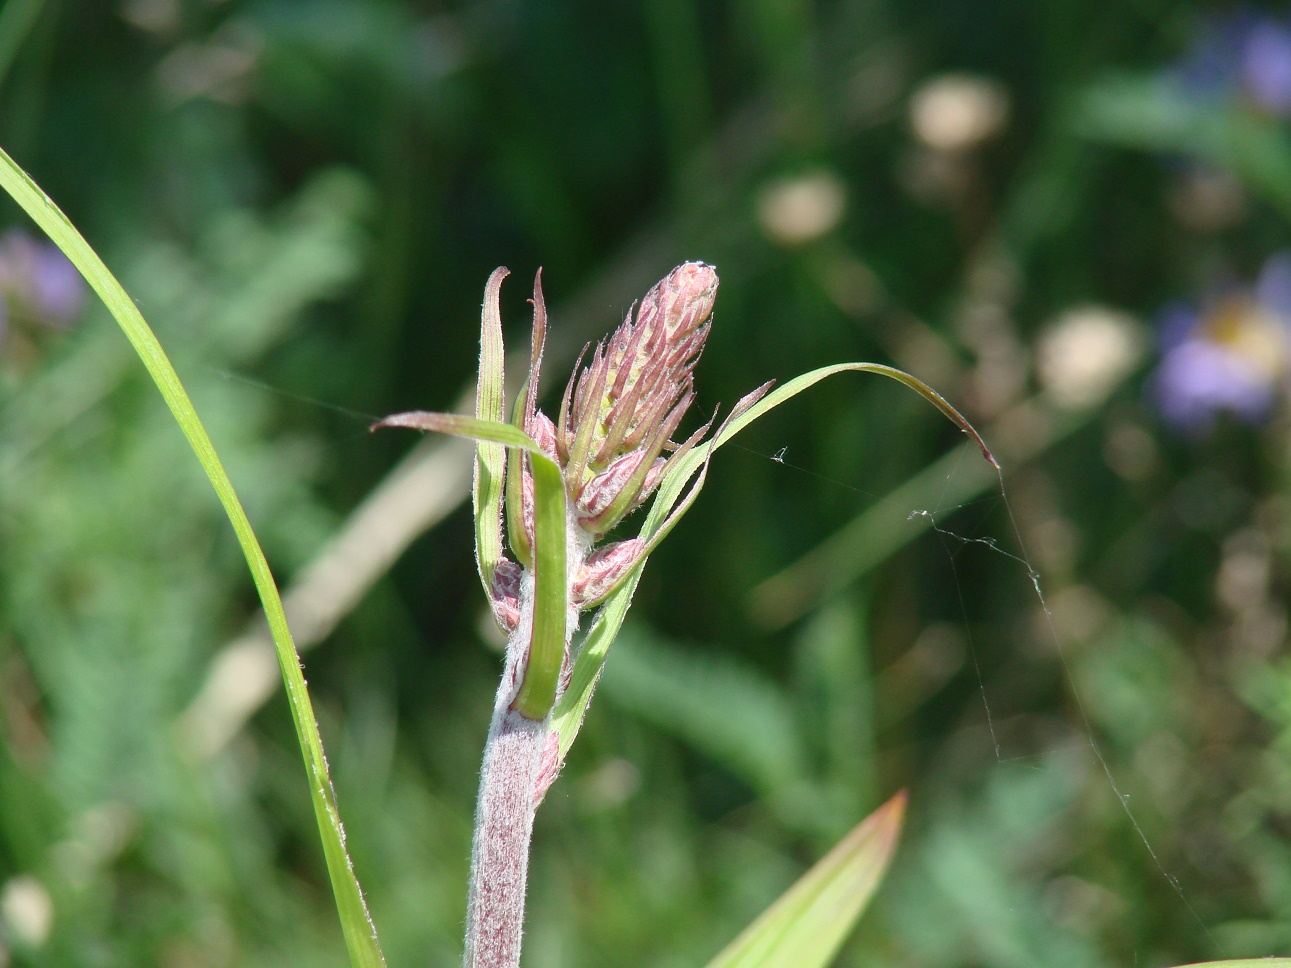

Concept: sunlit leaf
[[553, 362, 993, 768], [474, 266, 509, 592], [702, 791, 906, 968], [512, 448, 566, 719], [0, 144, 387, 968], [660, 362, 994, 512]]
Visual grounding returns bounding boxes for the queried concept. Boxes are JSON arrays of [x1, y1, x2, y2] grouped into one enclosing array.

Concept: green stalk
[[0, 145, 387, 968]]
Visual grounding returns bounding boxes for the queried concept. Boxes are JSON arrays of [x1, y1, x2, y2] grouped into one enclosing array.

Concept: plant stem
[[464, 571, 573, 968], [463, 695, 545, 968]]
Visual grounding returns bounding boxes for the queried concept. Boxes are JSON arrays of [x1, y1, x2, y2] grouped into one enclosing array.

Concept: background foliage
[[3, 1, 1291, 966]]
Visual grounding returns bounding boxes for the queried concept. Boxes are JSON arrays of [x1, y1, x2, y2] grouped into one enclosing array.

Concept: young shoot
[[374, 262, 992, 968]]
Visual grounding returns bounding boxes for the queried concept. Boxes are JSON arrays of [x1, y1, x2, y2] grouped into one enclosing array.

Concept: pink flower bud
[[489, 558, 522, 632], [556, 263, 717, 534], [572, 538, 645, 606], [635, 261, 717, 343], [574, 450, 649, 523], [527, 411, 559, 462]]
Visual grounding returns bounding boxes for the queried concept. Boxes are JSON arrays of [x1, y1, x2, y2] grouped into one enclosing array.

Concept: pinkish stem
[[464, 570, 577, 968], [463, 697, 544, 968]]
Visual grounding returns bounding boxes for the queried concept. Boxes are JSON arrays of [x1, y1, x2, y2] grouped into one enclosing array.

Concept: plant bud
[[575, 450, 649, 525], [557, 262, 717, 535], [488, 557, 522, 632], [572, 538, 646, 607]]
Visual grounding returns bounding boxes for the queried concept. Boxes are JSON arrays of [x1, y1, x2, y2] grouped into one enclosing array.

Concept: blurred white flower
[[1, 876, 52, 947], [120, 0, 181, 35], [910, 74, 1009, 152], [756, 170, 847, 247], [1036, 306, 1145, 409]]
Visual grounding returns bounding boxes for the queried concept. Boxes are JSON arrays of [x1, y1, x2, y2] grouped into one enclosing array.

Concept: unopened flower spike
[[370, 259, 992, 968], [376, 262, 762, 639], [559, 261, 718, 536]]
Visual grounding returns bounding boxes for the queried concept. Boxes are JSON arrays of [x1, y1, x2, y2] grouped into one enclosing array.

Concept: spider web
[[737, 435, 1226, 960]]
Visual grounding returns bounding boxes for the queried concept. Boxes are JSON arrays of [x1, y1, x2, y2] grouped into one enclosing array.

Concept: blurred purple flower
[[1244, 19, 1291, 113], [1153, 254, 1291, 431], [30, 242, 85, 326], [1172, 11, 1291, 117], [0, 229, 84, 333]]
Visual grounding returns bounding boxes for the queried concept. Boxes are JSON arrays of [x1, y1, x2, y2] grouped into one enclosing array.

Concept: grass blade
[[702, 791, 906, 968], [0, 144, 387, 968], [658, 362, 994, 517], [554, 361, 993, 765]]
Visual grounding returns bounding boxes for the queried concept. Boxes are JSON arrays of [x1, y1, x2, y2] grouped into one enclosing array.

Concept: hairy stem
[[465, 556, 581, 968], [464, 695, 545, 968]]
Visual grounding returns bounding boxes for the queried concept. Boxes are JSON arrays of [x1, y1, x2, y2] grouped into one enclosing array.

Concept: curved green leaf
[[374, 411, 539, 450], [552, 361, 994, 765], [512, 448, 567, 718], [552, 557, 643, 761], [655, 362, 994, 524], [0, 145, 387, 967]]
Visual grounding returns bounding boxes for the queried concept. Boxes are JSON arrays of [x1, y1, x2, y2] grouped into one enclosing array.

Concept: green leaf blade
[[474, 266, 510, 589], [702, 791, 906, 968], [554, 363, 993, 773], [0, 144, 387, 967], [648, 362, 993, 549], [374, 410, 539, 450], [551, 562, 642, 762], [510, 450, 567, 720]]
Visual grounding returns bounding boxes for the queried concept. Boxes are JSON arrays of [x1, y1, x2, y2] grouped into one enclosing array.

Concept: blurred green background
[[4, 0, 1291, 965]]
